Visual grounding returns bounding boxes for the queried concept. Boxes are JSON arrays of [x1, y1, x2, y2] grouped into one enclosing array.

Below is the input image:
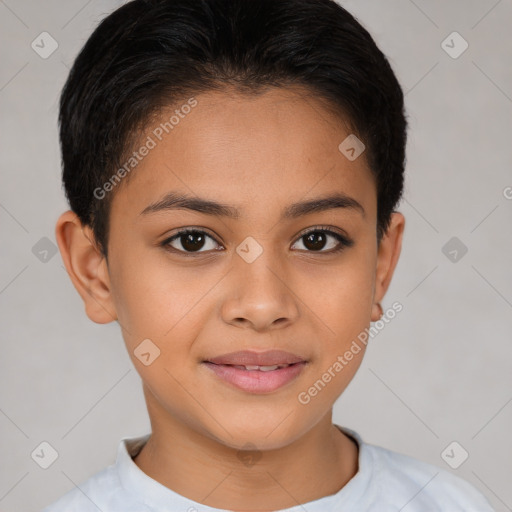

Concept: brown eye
[[161, 226, 353, 257], [292, 228, 353, 253], [162, 229, 221, 254], [303, 231, 329, 251]]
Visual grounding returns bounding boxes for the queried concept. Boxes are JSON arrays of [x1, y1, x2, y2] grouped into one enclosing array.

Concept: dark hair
[[59, 0, 407, 259]]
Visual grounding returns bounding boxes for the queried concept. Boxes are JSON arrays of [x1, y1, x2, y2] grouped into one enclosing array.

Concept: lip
[[205, 350, 306, 366], [202, 361, 307, 393]]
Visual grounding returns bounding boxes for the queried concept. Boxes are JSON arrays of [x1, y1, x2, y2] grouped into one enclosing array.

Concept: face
[[59, 87, 404, 451]]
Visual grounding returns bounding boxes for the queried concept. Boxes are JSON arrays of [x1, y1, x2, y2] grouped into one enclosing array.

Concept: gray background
[[1, 1, 511, 511]]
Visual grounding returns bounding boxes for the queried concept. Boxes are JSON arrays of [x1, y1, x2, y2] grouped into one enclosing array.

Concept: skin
[[55, 86, 404, 511]]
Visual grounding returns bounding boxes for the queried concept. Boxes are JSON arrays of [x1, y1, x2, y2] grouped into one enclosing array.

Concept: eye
[[161, 228, 222, 255], [161, 226, 353, 256], [291, 226, 353, 253]]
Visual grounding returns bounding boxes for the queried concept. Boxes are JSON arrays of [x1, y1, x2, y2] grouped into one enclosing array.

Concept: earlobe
[[371, 212, 405, 320], [55, 210, 117, 324]]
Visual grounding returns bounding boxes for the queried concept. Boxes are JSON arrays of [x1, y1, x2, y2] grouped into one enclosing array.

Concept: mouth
[[206, 362, 300, 371], [204, 349, 307, 367], [202, 361, 308, 393]]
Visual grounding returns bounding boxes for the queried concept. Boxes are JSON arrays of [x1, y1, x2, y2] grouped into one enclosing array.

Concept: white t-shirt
[[40, 426, 495, 511]]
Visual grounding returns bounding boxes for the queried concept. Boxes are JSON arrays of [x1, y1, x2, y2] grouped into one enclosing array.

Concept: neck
[[133, 388, 359, 510]]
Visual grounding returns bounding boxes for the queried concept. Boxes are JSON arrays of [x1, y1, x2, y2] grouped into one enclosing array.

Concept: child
[[44, 0, 495, 510]]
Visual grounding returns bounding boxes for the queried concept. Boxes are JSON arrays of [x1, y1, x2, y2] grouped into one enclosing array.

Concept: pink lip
[[202, 361, 307, 393], [205, 349, 306, 366]]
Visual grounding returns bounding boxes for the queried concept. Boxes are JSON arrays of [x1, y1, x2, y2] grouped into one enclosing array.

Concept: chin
[[200, 414, 308, 451]]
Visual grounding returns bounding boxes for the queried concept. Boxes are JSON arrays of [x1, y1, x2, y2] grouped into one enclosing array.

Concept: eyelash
[[160, 225, 354, 257]]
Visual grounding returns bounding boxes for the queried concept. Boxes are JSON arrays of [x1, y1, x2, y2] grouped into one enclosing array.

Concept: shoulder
[[364, 442, 495, 511], [39, 464, 142, 512]]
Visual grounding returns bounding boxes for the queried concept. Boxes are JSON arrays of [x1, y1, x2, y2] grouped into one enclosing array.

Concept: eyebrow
[[139, 191, 365, 219]]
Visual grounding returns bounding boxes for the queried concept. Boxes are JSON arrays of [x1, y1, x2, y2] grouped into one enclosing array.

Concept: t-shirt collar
[[116, 424, 372, 512]]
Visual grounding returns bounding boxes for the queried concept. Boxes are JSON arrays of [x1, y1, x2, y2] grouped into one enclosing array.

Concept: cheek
[[296, 251, 374, 381], [110, 249, 174, 321], [297, 251, 375, 328], [109, 251, 218, 359], [294, 276, 371, 410]]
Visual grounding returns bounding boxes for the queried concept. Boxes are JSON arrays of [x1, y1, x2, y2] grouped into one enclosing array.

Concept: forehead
[[110, 87, 376, 223]]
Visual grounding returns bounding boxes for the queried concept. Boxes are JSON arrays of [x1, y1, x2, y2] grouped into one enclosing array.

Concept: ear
[[55, 210, 117, 324], [371, 212, 405, 321]]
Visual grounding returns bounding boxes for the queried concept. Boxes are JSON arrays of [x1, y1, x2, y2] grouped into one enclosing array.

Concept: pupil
[[182, 232, 205, 252], [304, 232, 326, 251]]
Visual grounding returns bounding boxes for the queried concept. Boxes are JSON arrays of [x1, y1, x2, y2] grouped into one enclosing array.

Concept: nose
[[220, 247, 300, 332]]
